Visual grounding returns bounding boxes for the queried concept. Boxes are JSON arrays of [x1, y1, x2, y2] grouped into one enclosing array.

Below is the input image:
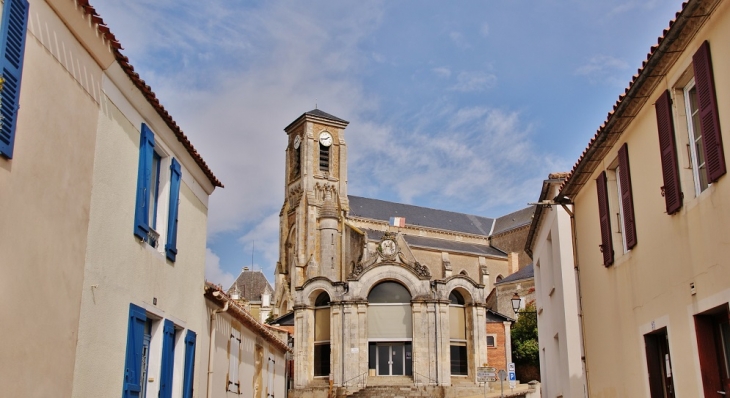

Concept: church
[[272, 109, 533, 393]]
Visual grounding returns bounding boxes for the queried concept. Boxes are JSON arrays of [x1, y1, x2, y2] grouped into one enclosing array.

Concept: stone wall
[[490, 225, 532, 269]]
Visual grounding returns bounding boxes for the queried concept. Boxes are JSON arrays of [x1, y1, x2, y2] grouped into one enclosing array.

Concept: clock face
[[380, 239, 397, 256], [293, 135, 301, 149], [319, 132, 333, 147]]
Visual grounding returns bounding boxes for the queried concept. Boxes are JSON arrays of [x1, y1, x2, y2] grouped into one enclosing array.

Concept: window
[[228, 328, 241, 393], [122, 304, 192, 398], [319, 142, 329, 172], [313, 292, 331, 377], [0, 0, 29, 159], [596, 143, 636, 265], [487, 334, 497, 348], [695, 304, 730, 396], [133, 123, 182, 261], [290, 136, 301, 180], [449, 290, 468, 376], [685, 79, 710, 195]]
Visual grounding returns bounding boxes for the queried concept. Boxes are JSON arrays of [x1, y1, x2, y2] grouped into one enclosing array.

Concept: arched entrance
[[367, 281, 412, 376]]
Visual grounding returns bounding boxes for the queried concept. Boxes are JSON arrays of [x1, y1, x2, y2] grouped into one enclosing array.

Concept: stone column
[[331, 303, 343, 386], [411, 300, 431, 385], [293, 305, 313, 388], [469, 303, 489, 382], [436, 300, 450, 386], [503, 321, 513, 367]]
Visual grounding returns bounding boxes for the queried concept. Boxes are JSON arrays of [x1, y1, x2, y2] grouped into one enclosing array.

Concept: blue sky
[[91, 0, 681, 288]]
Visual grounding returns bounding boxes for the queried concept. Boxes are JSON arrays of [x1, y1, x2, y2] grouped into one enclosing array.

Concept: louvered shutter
[[182, 330, 197, 398], [0, 0, 29, 159], [655, 90, 683, 214], [618, 144, 637, 250], [134, 124, 155, 238], [596, 171, 614, 266], [159, 320, 175, 398], [693, 41, 726, 183], [165, 158, 181, 261], [123, 304, 147, 398]]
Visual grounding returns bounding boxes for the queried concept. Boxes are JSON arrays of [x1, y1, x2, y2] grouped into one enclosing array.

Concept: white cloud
[[205, 248, 236, 289], [432, 67, 451, 78], [575, 55, 630, 86], [480, 23, 490, 37], [449, 31, 470, 49], [238, 212, 281, 277], [450, 71, 497, 92], [347, 105, 568, 214]]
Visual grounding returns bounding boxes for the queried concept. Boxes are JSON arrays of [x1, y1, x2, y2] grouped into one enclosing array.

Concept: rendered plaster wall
[[572, 2, 730, 396], [0, 1, 102, 395], [531, 186, 585, 398], [205, 307, 288, 398], [70, 70, 211, 396]]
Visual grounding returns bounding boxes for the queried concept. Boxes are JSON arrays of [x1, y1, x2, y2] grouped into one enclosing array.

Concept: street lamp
[[511, 293, 522, 315]]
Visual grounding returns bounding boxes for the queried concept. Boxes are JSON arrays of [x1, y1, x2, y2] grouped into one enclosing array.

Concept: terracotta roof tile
[[78, 0, 223, 188]]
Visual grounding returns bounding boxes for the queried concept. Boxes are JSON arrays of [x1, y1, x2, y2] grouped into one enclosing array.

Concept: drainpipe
[[207, 292, 229, 398], [560, 202, 591, 398]]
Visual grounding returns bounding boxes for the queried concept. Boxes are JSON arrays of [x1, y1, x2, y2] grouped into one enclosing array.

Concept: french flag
[[389, 217, 406, 227]]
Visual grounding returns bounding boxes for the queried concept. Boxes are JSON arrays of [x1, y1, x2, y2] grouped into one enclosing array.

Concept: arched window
[[319, 143, 329, 172], [313, 292, 330, 377], [367, 282, 413, 376], [449, 289, 468, 376], [496, 275, 504, 283]]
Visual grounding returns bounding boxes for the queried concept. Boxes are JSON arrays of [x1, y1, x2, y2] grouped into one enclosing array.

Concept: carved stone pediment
[[348, 232, 431, 280]]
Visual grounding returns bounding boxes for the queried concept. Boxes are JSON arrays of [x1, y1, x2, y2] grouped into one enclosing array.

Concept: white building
[[525, 173, 586, 398]]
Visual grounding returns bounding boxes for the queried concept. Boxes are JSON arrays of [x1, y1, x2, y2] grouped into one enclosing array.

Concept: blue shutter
[[0, 0, 29, 158], [165, 158, 181, 261], [122, 304, 147, 398], [159, 319, 176, 398], [182, 330, 197, 398], [133, 124, 155, 239]]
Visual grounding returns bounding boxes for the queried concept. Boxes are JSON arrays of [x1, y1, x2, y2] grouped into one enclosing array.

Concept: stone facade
[[274, 110, 532, 393]]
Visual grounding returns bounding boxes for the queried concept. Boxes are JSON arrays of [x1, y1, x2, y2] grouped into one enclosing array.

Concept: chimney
[[508, 252, 519, 275]]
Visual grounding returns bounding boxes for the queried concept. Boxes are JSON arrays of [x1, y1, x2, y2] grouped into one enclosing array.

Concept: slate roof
[[486, 309, 515, 323], [360, 228, 505, 258], [348, 196, 494, 236], [494, 263, 534, 285], [284, 109, 349, 131], [268, 311, 295, 326], [492, 206, 536, 235], [78, 1, 222, 188], [227, 270, 273, 302]]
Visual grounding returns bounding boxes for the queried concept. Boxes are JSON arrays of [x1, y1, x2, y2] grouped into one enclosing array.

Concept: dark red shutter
[[693, 41, 726, 183], [695, 315, 722, 397], [596, 171, 614, 266], [618, 144, 637, 250], [655, 90, 683, 214]]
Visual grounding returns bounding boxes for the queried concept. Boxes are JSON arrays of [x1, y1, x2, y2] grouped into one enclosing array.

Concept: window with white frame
[[122, 304, 196, 398], [133, 123, 182, 262], [684, 78, 710, 196], [487, 334, 497, 348]]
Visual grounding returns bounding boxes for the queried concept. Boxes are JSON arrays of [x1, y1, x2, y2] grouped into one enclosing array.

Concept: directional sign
[[477, 367, 497, 382]]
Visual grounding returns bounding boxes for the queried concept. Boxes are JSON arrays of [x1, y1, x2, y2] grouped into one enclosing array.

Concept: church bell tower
[[274, 110, 349, 316]]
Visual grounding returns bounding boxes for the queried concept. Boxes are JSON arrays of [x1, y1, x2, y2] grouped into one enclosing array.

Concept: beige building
[[554, 0, 730, 396], [204, 283, 290, 398], [273, 109, 534, 396], [0, 1, 223, 397], [525, 173, 586, 398]]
